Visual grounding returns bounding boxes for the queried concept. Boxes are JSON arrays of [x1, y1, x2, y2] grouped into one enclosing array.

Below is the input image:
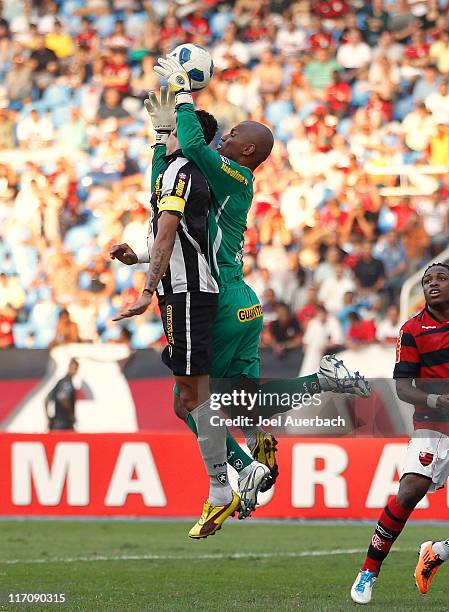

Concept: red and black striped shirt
[[394, 307, 449, 434]]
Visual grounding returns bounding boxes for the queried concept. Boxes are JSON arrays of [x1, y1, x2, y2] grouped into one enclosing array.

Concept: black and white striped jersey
[[147, 150, 219, 296]]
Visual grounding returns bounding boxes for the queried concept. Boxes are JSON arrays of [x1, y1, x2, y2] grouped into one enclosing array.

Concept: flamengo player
[[351, 263, 449, 604]]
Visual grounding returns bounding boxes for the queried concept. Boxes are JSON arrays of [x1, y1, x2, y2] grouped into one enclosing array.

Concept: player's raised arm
[[154, 56, 253, 197], [144, 87, 176, 191]]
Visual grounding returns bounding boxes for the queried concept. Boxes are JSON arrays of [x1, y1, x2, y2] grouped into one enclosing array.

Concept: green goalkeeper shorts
[[173, 281, 263, 395], [211, 280, 263, 379]]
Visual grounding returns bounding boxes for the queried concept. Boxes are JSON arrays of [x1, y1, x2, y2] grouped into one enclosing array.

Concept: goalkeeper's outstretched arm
[[153, 57, 249, 197]]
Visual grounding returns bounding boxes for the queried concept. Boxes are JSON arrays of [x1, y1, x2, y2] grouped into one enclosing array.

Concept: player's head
[[217, 121, 274, 171], [422, 263, 449, 309], [166, 110, 218, 155], [68, 358, 79, 376]]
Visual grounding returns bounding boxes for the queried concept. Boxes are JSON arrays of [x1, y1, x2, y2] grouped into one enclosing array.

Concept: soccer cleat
[[414, 541, 444, 594], [319, 354, 371, 398], [188, 490, 240, 539], [237, 461, 271, 519], [351, 569, 377, 604], [249, 432, 279, 492]]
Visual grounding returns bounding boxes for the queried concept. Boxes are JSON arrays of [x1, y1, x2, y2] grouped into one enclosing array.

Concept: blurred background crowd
[[0, 0, 448, 367]]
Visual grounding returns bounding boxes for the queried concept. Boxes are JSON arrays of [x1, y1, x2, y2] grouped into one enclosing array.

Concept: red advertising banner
[[0, 433, 448, 519]]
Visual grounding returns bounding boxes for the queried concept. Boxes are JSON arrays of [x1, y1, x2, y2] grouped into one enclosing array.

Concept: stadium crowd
[[0, 0, 448, 364]]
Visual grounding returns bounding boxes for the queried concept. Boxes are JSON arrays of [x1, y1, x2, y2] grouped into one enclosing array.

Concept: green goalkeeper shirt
[[151, 103, 254, 286]]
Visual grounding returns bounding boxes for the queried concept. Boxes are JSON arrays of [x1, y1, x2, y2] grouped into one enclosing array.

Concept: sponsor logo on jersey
[[155, 174, 162, 198], [175, 178, 186, 197], [179, 172, 187, 180], [419, 451, 434, 466], [220, 162, 247, 184], [166, 304, 174, 345], [220, 155, 230, 165], [421, 325, 437, 329], [237, 304, 263, 322]]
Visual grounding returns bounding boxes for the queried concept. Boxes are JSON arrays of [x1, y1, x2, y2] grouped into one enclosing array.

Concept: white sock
[[239, 424, 264, 451], [191, 399, 232, 506], [432, 539, 449, 560]]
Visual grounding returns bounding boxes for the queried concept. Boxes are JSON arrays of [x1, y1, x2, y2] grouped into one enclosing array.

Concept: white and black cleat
[[237, 461, 271, 519], [319, 354, 371, 398]]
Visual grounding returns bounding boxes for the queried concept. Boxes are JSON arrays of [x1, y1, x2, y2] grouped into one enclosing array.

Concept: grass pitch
[[1, 520, 448, 611]]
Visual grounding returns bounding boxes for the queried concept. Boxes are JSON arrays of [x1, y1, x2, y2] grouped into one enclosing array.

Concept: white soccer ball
[[168, 43, 214, 92]]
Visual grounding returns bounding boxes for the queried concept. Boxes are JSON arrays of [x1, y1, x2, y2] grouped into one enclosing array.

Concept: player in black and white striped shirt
[[112, 97, 244, 533], [147, 143, 218, 297], [114, 108, 219, 377], [111, 89, 273, 538]]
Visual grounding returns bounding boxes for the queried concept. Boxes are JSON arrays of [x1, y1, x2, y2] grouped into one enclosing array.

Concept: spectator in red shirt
[[297, 286, 319, 328], [160, 16, 186, 48], [102, 49, 131, 95], [343, 238, 364, 271], [243, 18, 269, 44], [405, 28, 431, 67], [0, 305, 16, 348], [325, 70, 351, 117], [185, 9, 211, 43], [75, 17, 97, 52], [346, 311, 376, 348], [308, 24, 334, 52], [320, 198, 349, 233], [388, 196, 416, 232]]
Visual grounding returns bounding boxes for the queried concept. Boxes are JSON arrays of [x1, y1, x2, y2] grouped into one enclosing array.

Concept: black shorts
[[158, 291, 218, 377]]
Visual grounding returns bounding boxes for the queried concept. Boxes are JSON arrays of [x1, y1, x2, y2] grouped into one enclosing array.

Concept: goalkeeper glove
[[144, 86, 176, 146], [154, 56, 193, 106]]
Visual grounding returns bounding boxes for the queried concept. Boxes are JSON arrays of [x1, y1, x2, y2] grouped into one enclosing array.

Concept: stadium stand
[[0, 0, 448, 374]]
